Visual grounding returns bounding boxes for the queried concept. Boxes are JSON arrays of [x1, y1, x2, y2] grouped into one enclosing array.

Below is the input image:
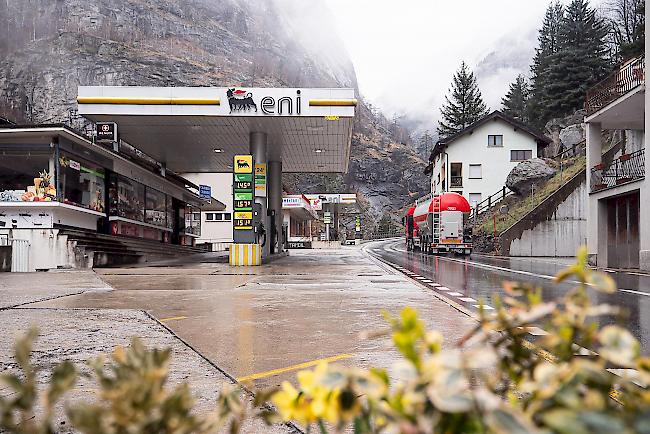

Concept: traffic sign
[[199, 184, 211, 200]]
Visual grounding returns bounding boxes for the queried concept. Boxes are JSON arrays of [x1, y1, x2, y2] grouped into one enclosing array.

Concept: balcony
[[585, 56, 645, 117], [590, 148, 645, 193], [450, 176, 463, 188]]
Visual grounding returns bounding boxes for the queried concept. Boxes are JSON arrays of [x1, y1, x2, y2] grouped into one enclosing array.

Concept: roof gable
[[429, 111, 551, 161]]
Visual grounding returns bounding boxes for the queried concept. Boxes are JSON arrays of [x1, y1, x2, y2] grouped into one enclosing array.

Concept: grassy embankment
[[477, 155, 586, 235]]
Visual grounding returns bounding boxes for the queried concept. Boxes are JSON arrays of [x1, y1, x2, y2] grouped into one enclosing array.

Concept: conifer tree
[[437, 62, 489, 138], [501, 74, 530, 122], [543, 0, 610, 119], [529, 2, 564, 127]]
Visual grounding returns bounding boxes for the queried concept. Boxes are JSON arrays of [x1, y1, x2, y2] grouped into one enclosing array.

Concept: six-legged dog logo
[[236, 159, 251, 170], [227, 88, 257, 113]]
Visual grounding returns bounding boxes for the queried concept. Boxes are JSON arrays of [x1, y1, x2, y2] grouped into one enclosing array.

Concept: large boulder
[[506, 158, 557, 196], [559, 124, 584, 154]]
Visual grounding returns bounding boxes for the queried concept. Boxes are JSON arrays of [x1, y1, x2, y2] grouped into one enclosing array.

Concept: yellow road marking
[[236, 353, 354, 383], [160, 316, 188, 322]]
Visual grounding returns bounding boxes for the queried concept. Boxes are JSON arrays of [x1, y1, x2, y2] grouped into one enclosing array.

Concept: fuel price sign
[[233, 155, 255, 233]]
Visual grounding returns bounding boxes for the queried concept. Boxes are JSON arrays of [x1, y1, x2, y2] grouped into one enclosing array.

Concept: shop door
[[606, 192, 640, 269]]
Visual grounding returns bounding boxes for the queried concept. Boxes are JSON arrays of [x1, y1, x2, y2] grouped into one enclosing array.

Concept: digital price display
[[233, 155, 255, 232]]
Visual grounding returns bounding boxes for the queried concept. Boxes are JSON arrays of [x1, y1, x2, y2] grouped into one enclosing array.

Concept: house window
[[206, 213, 231, 222], [468, 164, 482, 179], [469, 193, 482, 207], [511, 150, 533, 161], [488, 135, 503, 147], [450, 163, 462, 188]]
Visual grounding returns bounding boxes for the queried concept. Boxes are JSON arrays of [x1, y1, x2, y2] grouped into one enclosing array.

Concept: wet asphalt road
[[365, 238, 650, 354], [32, 248, 474, 389]]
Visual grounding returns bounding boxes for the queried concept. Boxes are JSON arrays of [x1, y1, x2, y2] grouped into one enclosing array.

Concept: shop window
[[109, 174, 145, 222], [145, 188, 168, 227], [184, 206, 201, 236], [511, 150, 533, 161], [0, 150, 54, 202], [488, 135, 503, 147], [59, 153, 105, 212]]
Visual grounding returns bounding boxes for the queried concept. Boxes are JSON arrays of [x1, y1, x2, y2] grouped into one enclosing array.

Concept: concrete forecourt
[[0, 244, 474, 429]]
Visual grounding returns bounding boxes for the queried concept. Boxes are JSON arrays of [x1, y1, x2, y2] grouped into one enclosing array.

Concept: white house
[[426, 111, 551, 207], [182, 172, 233, 250]]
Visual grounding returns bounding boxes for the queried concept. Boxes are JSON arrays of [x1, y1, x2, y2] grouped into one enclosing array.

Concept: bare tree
[[604, 0, 645, 60]]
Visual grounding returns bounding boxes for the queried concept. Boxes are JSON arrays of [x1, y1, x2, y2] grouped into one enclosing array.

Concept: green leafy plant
[[2, 247, 649, 433]]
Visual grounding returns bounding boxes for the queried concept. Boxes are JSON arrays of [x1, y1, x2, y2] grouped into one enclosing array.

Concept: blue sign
[[199, 184, 211, 200]]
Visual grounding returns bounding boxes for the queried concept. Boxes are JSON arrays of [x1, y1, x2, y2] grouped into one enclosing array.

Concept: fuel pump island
[[76, 86, 357, 266]]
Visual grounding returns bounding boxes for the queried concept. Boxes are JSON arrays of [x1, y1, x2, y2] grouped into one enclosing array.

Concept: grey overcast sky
[[324, 0, 605, 127]]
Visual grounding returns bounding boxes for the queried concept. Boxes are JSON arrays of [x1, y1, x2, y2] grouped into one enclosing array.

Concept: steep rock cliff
[[0, 0, 428, 224]]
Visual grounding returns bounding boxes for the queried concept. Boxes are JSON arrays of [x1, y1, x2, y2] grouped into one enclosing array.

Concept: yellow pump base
[[229, 243, 262, 266]]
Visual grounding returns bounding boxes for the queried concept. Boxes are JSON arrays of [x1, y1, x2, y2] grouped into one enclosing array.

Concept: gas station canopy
[[77, 86, 356, 173]]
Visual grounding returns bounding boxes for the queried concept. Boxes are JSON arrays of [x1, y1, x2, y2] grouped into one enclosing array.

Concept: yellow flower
[[311, 387, 341, 423], [272, 381, 315, 425]]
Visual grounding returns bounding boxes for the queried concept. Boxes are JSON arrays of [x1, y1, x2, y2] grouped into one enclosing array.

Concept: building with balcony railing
[[585, 54, 648, 270], [425, 110, 550, 209]]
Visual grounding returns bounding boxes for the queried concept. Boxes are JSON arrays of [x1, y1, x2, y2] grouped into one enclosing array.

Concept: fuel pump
[[253, 203, 266, 246]]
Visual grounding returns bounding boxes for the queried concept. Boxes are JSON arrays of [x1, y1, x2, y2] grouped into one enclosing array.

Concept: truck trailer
[[405, 192, 473, 255]]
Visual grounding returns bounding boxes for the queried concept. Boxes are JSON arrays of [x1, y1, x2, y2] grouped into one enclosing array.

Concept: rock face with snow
[[506, 158, 557, 196], [0, 0, 428, 226]]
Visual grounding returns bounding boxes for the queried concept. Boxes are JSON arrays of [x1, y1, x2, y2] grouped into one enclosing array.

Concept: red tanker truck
[[405, 192, 473, 255]]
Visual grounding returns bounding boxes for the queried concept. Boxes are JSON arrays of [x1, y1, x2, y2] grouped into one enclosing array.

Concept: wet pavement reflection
[[368, 239, 650, 354], [32, 248, 475, 388]]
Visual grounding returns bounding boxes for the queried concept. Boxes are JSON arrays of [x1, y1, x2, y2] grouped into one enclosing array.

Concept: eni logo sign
[[226, 88, 302, 115]]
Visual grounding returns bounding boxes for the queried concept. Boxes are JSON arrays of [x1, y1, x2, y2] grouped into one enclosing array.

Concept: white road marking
[[619, 288, 650, 296], [395, 247, 650, 299], [437, 286, 450, 291], [459, 297, 476, 303], [607, 369, 647, 387], [422, 279, 434, 283], [447, 292, 463, 297], [473, 304, 494, 310], [415, 276, 427, 280], [525, 326, 549, 336]]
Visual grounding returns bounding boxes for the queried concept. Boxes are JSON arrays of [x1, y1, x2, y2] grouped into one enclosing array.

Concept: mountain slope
[[0, 0, 428, 226]]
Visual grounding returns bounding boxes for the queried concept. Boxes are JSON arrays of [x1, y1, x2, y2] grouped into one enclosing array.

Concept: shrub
[[1, 247, 649, 433]]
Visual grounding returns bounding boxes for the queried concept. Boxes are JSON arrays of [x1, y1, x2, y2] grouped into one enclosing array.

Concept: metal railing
[[590, 148, 645, 192], [363, 229, 403, 240], [450, 176, 463, 188], [469, 186, 514, 221], [585, 55, 645, 115]]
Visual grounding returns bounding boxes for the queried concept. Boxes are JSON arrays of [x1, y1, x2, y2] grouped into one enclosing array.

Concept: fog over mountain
[[0, 0, 429, 226], [325, 0, 607, 133]]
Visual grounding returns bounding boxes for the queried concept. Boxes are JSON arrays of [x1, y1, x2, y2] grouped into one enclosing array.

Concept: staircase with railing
[[469, 186, 514, 221]]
